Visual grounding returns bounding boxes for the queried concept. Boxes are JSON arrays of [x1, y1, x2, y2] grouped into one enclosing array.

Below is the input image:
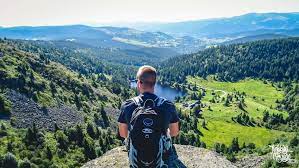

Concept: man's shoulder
[[121, 96, 175, 109], [121, 97, 137, 110], [158, 97, 175, 108]]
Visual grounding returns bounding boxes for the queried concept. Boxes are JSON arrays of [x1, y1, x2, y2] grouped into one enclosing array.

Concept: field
[[177, 76, 293, 148]]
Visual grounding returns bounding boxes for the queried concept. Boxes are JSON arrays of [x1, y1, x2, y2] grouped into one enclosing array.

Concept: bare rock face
[[5, 90, 84, 130], [82, 145, 237, 168]]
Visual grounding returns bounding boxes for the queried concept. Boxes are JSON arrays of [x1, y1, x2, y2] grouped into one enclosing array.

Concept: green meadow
[[198, 120, 290, 148], [178, 76, 293, 148]]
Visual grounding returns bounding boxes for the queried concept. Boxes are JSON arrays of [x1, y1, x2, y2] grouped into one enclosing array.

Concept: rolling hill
[[159, 37, 299, 85], [133, 12, 299, 38], [156, 38, 299, 166], [0, 37, 131, 167], [223, 34, 289, 45], [0, 25, 204, 54]]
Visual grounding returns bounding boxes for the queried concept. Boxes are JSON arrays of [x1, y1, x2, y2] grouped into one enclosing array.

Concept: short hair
[[136, 65, 157, 87]]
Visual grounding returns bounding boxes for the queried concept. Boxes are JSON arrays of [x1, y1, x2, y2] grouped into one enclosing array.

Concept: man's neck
[[140, 90, 154, 94]]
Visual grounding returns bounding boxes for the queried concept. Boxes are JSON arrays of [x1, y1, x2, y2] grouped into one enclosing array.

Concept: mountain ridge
[[0, 25, 203, 54], [131, 12, 299, 38]]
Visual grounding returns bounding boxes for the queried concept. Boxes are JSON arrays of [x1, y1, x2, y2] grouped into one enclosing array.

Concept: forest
[[159, 38, 299, 83], [0, 37, 298, 167], [0, 39, 132, 167]]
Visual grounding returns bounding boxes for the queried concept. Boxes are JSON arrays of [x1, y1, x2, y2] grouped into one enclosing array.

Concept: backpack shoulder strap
[[131, 96, 165, 107], [131, 96, 142, 107], [129, 96, 143, 124], [155, 97, 166, 107]]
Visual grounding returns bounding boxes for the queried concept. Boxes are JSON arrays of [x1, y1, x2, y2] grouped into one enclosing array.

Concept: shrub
[[0, 94, 12, 116], [19, 159, 32, 168]]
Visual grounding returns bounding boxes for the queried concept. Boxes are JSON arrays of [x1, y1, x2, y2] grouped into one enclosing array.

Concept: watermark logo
[[270, 144, 297, 164]]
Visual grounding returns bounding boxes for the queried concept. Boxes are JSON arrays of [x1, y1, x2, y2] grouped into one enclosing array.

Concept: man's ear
[[137, 80, 142, 90]]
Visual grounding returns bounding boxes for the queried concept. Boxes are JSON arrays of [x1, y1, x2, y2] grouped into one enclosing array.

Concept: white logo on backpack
[[143, 118, 154, 126]]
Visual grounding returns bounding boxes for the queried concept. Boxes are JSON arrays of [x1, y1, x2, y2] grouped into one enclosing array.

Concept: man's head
[[136, 65, 157, 93]]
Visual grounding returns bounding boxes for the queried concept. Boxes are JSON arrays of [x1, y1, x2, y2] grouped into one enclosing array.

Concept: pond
[[130, 81, 186, 102]]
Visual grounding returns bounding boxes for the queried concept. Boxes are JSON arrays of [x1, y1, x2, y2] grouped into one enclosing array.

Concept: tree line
[[159, 38, 299, 85]]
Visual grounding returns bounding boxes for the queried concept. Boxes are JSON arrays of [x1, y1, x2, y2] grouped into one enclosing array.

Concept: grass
[[180, 76, 294, 148], [198, 120, 292, 148], [112, 37, 154, 47], [187, 76, 284, 107]]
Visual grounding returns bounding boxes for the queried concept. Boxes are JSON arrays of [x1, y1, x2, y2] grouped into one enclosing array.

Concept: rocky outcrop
[[234, 155, 266, 168], [4, 90, 83, 130], [82, 145, 237, 168]]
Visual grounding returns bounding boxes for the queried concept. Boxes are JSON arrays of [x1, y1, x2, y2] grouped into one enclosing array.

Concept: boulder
[[82, 145, 237, 168]]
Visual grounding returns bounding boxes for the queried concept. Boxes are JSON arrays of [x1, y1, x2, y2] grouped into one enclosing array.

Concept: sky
[[1, 0, 299, 27]]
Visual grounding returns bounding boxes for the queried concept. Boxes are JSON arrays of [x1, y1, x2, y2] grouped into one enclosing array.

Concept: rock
[[5, 90, 84, 130], [82, 145, 237, 168], [234, 155, 267, 168]]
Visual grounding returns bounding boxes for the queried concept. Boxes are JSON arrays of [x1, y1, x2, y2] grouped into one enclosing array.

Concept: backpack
[[128, 96, 167, 168]]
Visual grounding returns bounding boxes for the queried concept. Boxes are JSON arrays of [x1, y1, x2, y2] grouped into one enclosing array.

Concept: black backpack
[[128, 96, 167, 168]]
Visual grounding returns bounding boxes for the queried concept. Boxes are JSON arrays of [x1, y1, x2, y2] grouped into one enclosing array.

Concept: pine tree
[[94, 113, 99, 125], [19, 159, 31, 168], [224, 98, 230, 106], [214, 143, 221, 153], [290, 136, 299, 147], [238, 100, 246, 111], [263, 111, 270, 122], [100, 105, 109, 128], [24, 126, 37, 145], [202, 119, 207, 129], [75, 125, 84, 146], [83, 137, 97, 160], [2, 153, 18, 168], [56, 131, 68, 151], [6, 141, 13, 152], [45, 146, 53, 160], [220, 144, 227, 154], [230, 137, 240, 152], [87, 123, 96, 139]]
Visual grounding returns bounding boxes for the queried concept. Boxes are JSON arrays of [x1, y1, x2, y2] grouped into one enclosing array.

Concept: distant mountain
[[2, 12, 298, 55], [133, 12, 299, 38], [0, 25, 204, 54], [223, 34, 289, 45]]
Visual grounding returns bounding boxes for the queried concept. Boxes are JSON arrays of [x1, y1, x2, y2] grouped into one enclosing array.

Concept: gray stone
[[82, 145, 237, 168], [5, 90, 84, 130]]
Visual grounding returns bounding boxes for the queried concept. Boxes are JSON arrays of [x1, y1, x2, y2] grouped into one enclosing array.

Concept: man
[[118, 65, 180, 168]]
